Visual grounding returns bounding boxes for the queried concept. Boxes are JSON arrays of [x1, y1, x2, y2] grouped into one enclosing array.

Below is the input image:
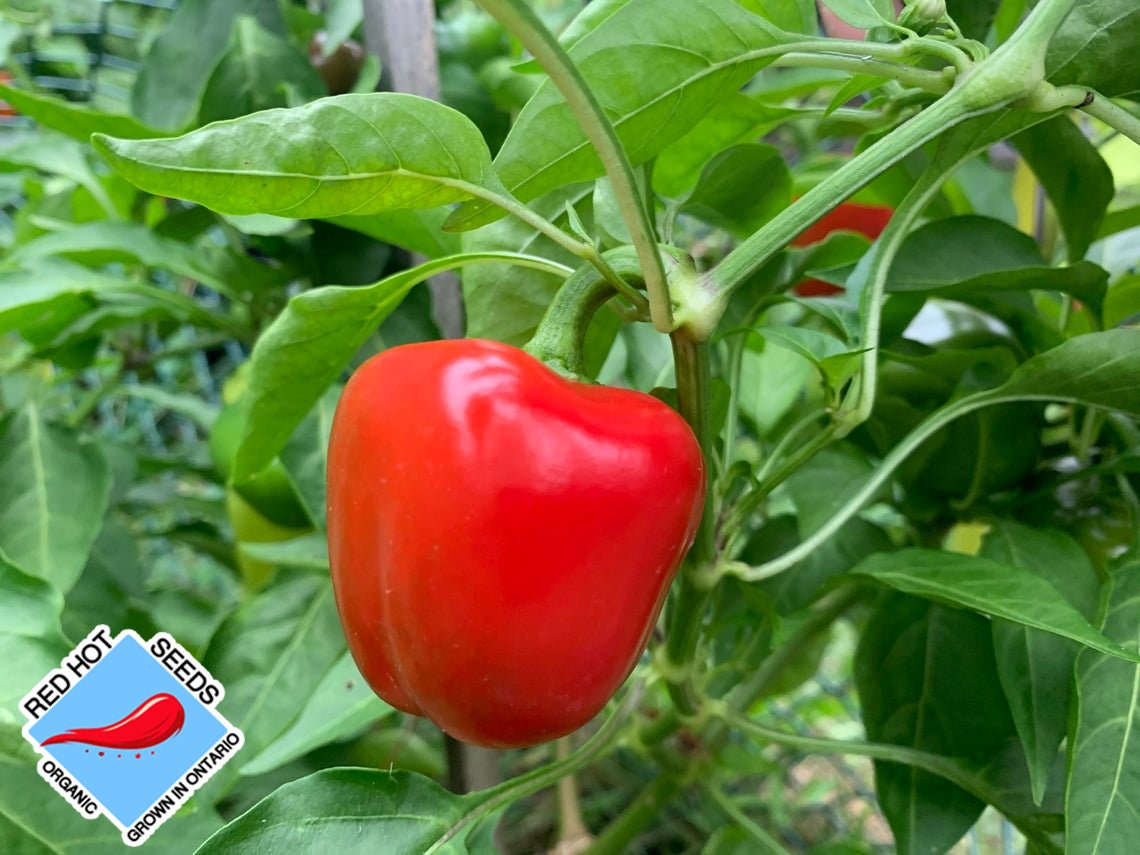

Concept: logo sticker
[[20, 625, 243, 846]]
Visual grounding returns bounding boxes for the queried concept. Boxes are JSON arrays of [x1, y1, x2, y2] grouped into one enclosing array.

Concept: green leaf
[[440, 60, 510, 154], [95, 93, 503, 219], [0, 255, 238, 349], [820, 0, 896, 30], [120, 386, 218, 431], [851, 548, 1140, 664], [62, 519, 147, 645], [1105, 273, 1140, 329], [199, 16, 327, 125], [0, 259, 121, 340], [945, 0, 1003, 40], [994, 0, 1029, 41], [1066, 559, 1140, 854], [240, 652, 391, 777], [323, 0, 364, 53], [751, 322, 865, 396], [278, 387, 341, 531], [0, 82, 167, 142], [231, 252, 564, 481], [445, 0, 787, 230], [0, 406, 111, 594], [754, 515, 892, 614], [737, 339, 815, 436], [0, 133, 116, 211], [0, 554, 70, 717], [239, 534, 330, 572], [1047, 0, 1140, 97], [752, 324, 855, 370], [222, 213, 302, 236], [855, 593, 1014, 853], [1012, 116, 1115, 262], [197, 769, 477, 854], [131, 0, 289, 132], [738, 0, 819, 33], [983, 328, 1140, 416], [591, 176, 633, 247], [331, 209, 461, 259], [981, 521, 1100, 805], [510, 0, 630, 72], [201, 574, 346, 801], [9, 222, 287, 298], [825, 74, 890, 116], [1099, 204, 1140, 241], [679, 144, 792, 238], [792, 232, 874, 296], [462, 185, 588, 346], [885, 215, 1108, 310], [653, 94, 798, 198], [785, 443, 878, 537]]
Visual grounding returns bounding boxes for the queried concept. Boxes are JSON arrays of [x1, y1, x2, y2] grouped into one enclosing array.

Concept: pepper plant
[[2, 0, 1140, 851]]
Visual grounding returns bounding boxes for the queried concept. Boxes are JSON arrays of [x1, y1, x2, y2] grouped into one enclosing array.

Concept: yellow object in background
[[1012, 157, 1039, 239], [945, 521, 992, 556]]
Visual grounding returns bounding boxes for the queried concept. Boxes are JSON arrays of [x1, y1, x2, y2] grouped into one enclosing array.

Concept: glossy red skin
[[791, 202, 893, 296], [327, 339, 705, 748]]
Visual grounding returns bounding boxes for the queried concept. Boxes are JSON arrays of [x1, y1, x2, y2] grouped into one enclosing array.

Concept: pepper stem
[[523, 248, 646, 378]]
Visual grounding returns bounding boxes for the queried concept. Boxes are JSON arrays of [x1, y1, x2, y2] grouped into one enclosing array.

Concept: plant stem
[[836, 155, 956, 436], [1083, 92, 1140, 147], [670, 335, 717, 569], [778, 36, 959, 68], [581, 773, 685, 855], [727, 587, 862, 709], [463, 182, 594, 260], [525, 248, 646, 377], [718, 709, 982, 800], [661, 333, 718, 714], [996, 0, 1078, 60], [718, 336, 746, 475], [704, 784, 791, 854], [751, 407, 828, 488], [770, 52, 951, 94], [476, 0, 671, 331], [555, 739, 592, 849]]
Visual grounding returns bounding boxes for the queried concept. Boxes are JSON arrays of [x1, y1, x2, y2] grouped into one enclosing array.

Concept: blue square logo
[[21, 626, 243, 846]]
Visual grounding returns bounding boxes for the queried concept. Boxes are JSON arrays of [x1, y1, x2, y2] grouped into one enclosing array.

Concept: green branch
[[660, 333, 718, 714], [463, 183, 594, 259], [583, 773, 685, 855], [704, 784, 791, 854], [726, 587, 861, 709], [835, 156, 960, 435], [769, 52, 952, 94], [1083, 92, 1140, 147], [719, 709, 986, 800]]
